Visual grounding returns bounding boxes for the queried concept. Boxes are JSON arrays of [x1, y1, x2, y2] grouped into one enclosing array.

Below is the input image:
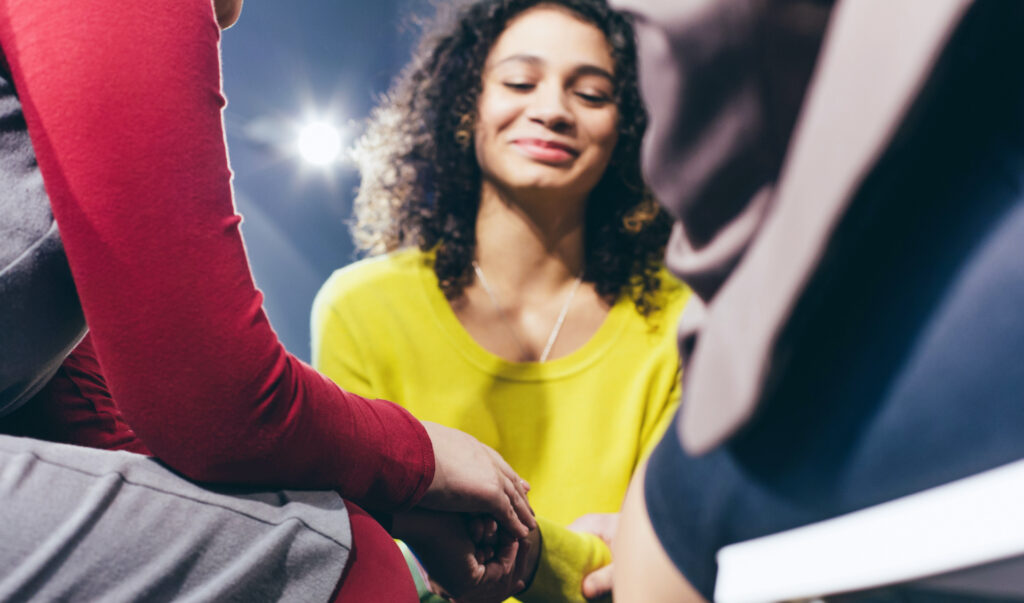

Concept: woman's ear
[[214, 0, 244, 29]]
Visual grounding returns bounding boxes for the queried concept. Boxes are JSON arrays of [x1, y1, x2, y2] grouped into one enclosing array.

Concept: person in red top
[[0, 0, 534, 600]]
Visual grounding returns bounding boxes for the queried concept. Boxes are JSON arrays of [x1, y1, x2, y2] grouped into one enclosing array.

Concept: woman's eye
[[576, 91, 611, 104], [503, 82, 534, 91]]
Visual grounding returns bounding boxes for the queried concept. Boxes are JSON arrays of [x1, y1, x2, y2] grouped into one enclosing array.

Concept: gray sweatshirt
[[0, 68, 86, 417]]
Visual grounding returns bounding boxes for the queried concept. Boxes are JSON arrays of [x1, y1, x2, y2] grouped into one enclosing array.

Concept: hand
[[392, 510, 533, 602], [419, 421, 536, 538], [468, 515, 500, 563], [466, 515, 542, 597], [569, 513, 619, 599]]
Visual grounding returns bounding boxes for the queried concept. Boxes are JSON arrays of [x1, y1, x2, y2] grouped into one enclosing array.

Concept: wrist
[[520, 524, 543, 593]]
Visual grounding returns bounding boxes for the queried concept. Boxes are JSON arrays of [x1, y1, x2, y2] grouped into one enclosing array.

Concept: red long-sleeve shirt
[[0, 0, 433, 511]]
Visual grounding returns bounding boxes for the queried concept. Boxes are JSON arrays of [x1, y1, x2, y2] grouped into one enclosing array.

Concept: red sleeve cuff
[[353, 397, 434, 511]]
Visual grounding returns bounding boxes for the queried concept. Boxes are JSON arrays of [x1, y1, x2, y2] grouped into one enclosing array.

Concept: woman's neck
[[473, 182, 586, 302], [451, 181, 610, 363]]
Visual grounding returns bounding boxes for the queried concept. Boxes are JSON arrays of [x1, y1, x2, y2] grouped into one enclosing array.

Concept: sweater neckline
[[417, 252, 631, 382]]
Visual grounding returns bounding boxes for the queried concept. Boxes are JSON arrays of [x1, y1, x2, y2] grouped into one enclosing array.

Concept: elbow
[[154, 444, 265, 485], [135, 420, 267, 485]]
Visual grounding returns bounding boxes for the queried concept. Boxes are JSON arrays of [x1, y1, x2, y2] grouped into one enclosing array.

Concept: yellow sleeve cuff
[[516, 516, 612, 603]]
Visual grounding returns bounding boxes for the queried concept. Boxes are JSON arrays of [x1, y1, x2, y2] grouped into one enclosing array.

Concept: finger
[[581, 564, 614, 600], [568, 512, 617, 547], [483, 517, 498, 542], [474, 544, 497, 566], [428, 578, 451, 599], [509, 529, 533, 593], [468, 547, 488, 584], [509, 469, 530, 502], [506, 478, 537, 533], [481, 539, 519, 584], [484, 449, 534, 531], [488, 447, 531, 500], [568, 513, 597, 533], [491, 484, 531, 538], [469, 516, 485, 543]]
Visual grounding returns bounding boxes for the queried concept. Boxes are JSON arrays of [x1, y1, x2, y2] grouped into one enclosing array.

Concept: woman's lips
[[511, 139, 578, 164]]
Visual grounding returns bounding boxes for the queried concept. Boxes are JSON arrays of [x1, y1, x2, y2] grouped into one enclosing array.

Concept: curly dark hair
[[351, 0, 671, 314]]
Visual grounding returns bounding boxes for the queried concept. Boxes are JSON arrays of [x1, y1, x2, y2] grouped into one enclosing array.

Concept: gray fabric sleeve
[[0, 68, 86, 417], [0, 434, 351, 602]]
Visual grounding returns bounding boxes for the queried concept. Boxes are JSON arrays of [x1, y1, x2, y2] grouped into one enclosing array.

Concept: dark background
[[220, 0, 432, 361]]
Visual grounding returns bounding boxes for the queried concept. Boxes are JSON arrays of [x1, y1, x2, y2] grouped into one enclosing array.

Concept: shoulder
[[314, 248, 433, 317], [317, 248, 431, 302], [615, 266, 691, 340], [654, 267, 690, 311], [645, 267, 691, 323]]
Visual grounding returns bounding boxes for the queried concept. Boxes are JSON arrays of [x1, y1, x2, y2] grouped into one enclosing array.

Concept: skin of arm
[[613, 459, 706, 603]]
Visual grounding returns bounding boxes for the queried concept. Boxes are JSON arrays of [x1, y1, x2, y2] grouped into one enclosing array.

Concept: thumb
[[582, 563, 613, 600]]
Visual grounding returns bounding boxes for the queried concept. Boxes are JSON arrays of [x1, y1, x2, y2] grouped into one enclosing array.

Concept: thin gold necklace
[[471, 261, 584, 363]]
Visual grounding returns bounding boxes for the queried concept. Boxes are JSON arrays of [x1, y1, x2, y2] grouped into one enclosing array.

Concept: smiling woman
[[312, 1, 688, 602], [347, 0, 666, 315], [474, 8, 619, 206]]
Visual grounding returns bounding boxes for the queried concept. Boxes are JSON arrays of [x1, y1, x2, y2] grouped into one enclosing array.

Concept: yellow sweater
[[312, 249, 687, 602]]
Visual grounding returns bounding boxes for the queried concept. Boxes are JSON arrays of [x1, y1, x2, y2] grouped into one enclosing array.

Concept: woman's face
[[474, 6, 619, 202]]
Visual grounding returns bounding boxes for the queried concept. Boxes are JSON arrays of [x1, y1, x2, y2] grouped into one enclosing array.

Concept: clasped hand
[[393, 510, 539, 602], [418, 421, 535, 538], [399, 421, 539, 601]]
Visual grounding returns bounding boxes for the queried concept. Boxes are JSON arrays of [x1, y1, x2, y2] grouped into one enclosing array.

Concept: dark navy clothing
[[645, 3, 1024, 597], [0, 67, 85, 417]]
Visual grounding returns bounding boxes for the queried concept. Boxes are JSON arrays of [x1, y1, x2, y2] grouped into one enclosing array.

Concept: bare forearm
[[613, 461, 706, 602]]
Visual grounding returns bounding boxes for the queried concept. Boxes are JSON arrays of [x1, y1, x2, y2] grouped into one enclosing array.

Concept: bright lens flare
[[297, 121, 342, 166]]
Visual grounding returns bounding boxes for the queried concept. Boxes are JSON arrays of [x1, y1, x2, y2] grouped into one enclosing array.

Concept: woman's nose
[[525, 87, 574, 131]]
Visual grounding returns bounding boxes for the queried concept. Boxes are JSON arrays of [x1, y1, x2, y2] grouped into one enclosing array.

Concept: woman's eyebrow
[[570, 64, 614, 83], [490, 54, 614, 82], [490, 53, 544, 69]]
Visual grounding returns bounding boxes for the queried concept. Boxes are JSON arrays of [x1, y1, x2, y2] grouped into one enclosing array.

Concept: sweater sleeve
[[639, 363, 683, 463], [519, 516, 612, 603], [0, 0, 433, 511]]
